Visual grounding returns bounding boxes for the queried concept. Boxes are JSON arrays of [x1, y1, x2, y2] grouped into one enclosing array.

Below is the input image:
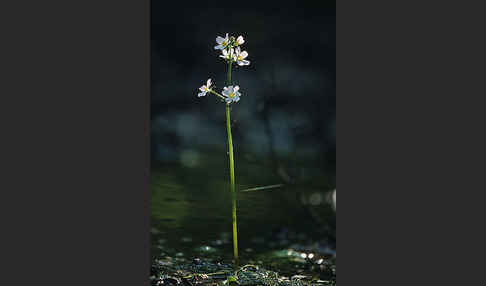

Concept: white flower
[[235, 35, 245, 46], [198, 79, 212, 97], [222, 85, 241, 104], [219, 48, 234, 61], [234, 47, 250, 66], [214, 33, 230, 50]]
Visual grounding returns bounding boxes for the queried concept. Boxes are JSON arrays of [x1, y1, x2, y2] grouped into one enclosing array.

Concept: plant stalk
[[226, 58, 238, 270]]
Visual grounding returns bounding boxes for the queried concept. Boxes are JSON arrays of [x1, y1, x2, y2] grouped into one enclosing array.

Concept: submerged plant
[[197, 33, 251, 269]]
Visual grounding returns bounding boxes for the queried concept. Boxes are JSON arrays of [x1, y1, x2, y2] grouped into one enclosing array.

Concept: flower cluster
[[215, 34, 250, 66], [197, 33, 250, 104]]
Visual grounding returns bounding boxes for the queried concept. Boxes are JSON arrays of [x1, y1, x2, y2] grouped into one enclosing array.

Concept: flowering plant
[[197, 33, 251, 269], [198, 34, 250, 104]]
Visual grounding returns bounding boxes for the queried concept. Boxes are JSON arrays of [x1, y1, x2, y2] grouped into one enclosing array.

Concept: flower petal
[[199, 85, 206, 91], [236, 36, 244, 45], [216, 36, 225, 44], [240, 51, 248, 58], [198, 91, 206, 97], [233, 86, 239, 92], [207, 79, 212, 87]]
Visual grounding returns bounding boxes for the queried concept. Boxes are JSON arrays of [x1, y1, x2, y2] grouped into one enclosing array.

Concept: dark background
[[151, 1, 336, 175], [150, 0, 337, 267]]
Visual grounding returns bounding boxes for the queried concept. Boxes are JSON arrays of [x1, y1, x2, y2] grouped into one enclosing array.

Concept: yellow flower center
[[204, 86, 208, 91], [237, 56, 243, 61], [222, 40, 227, 46], [228, 92, 235, 98]]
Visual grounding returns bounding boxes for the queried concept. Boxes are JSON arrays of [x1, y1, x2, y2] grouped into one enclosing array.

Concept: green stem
[[209, 89, 225, 100], [228, 59, 232, 85], [226, 57, 238, 270]]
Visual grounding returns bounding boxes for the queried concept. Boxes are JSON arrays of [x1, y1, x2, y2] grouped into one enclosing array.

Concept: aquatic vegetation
[[151, 257, 336, 286], [197, 33, 251, 269]]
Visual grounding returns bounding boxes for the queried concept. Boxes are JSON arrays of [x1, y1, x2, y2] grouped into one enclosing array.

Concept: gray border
[[0, 0, 150, 284], [338, 0, 486, 284]]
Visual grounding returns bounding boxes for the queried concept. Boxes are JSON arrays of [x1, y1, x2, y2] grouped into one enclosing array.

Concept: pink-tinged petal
[[236, 36, 244, 45], [233, 86, 239, 92], [240, 51, 248, 58], [199, 86, 206, 91]]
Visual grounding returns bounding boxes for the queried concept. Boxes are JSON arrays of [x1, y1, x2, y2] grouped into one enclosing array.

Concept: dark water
[[150, 147, 336, 279]]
